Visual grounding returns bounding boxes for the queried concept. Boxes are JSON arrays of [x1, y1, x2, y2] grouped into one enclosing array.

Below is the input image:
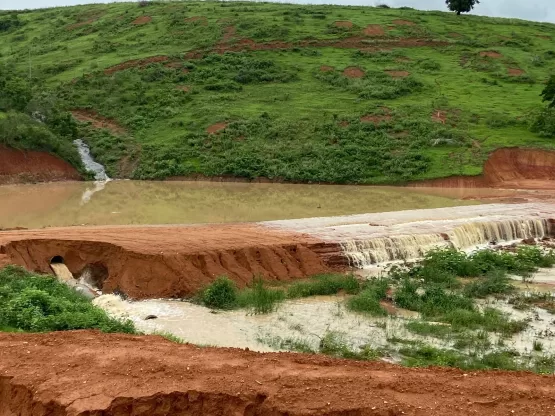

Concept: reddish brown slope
[[2, 331, 555, 416], [0, 146, 80, 184]]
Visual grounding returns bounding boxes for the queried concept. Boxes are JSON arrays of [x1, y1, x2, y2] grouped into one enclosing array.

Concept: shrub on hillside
[[530, 107, 555, 137], [201, 277, 238, 309]]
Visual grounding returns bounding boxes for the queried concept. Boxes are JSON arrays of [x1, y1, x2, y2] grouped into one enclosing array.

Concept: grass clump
[[346, 278, 389, 316], [200, 277, 239, 310], [0, 266, 135, 333], [319, 331, 383, 360], [287, 273, 360, 299], [237, 278, 285, 314]]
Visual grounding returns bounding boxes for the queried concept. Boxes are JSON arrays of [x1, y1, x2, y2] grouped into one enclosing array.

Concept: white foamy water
[[74, 139, 111, 204]]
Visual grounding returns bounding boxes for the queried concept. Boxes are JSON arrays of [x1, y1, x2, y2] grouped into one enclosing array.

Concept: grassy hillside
[[1, 1, 555, 183]]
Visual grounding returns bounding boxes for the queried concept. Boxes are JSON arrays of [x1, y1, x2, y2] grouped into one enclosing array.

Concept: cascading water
[[341, 218, 551, 268], [74, 139, 110, 204]]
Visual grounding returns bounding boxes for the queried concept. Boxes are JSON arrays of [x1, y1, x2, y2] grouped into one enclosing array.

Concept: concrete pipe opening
[[51, 255, 64, 264]]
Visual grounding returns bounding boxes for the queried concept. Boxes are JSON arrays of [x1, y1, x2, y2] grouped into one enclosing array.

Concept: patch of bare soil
[[4, 331, 555, 416], [480, 50, 503, 58], [395, 57, 411, 63], [104, 55, 169, 75], [360, 114, 392, 124], [132, 15, 152, 25], [343, 66, 365, 78], [176, 85, 190, 92], [385, 70, 410, 78], [537, 34, 552, 40], [319, 65, 334, 72], [363, 24, 385, 36], [185, 16, 208, 25], [508, 67, 525, 76], [0, 224, 334, 298], [448, 32, 462, 38], [66, 18, 95, 30], [393, 19, 416, 26], [0, 146, 81, 185], [70, 109, 127, 135], [206, 122, 228, 134], [334, 20, 353, 28], [432, 110, 447, 124], [222, 25, 236, 42]]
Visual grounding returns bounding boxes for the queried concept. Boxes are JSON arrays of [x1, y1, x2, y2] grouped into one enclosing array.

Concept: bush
[[237, 278, 285, 314], [0, 266, 135, 333], [530, 107, 555, 137], [346, 278, 388, 316], [200, 277, 238, 309]]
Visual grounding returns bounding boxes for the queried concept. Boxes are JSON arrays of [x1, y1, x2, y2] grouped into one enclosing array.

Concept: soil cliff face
[[2, 331, 555, 416], [0, 225, 339, 298], [0, 146, 81, 184], [411, 148, 555, 189]]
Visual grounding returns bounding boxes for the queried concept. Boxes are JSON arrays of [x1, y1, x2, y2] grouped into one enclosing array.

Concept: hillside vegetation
[[1, 1, 555, 183]]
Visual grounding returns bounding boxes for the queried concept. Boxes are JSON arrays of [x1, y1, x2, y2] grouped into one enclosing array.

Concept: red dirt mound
[[410, 148, 555, 189], [319, 65, 334, 72], [334, 20, 353, 28], [480, 50, 503, 58], [70, 109, 127, 135], [363, 24, 385, 36], [360, 114, 392, 124], [4, 331, 555, 416], [222, 25, 236, 42], [343, 67, 365, 78], [132, 15, 151, 25], [393, 19, 416, 26], [66, 19, 94, 30], [385, 70, 410, 77], [104, 55, 169, 75], [206, 122, 228, 134], [0, 146, 80, 185], [176, 85, 191, 92], [0, 224, 338, 298], [432, 110, 447, 124], [508, 67, 525, 76]]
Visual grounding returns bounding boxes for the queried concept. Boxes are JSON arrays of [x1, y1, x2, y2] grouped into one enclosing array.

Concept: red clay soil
[[0, 224, 342, 299], [206, 122, 228, 134], [70, 109, 127, 135], [343, 67, 365, 78], [222, 25, 236, 42], [334, 20, 353, 28], [176, 85, 191, 92], [360, 114, 392, 124], [0, 146, 80, 185], [393, 19, 416, 26], [363, 24, 385, 36], [508, 67, 525, 76], [319, 65, 334, 72], [66, 18, 95, 30], [103, 55, 169, 75], [410, 148, 555, 189], [385, 70, 410, 78], [431, 110, 447, 124], [3, 330, 555, 416], [132, 15, 152, 25], [480, 50, 503, 58]]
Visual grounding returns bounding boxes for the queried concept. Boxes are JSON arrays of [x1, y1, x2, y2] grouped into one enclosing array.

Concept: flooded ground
[[0, 180, 479, 229], [94, 267, 555, 358]]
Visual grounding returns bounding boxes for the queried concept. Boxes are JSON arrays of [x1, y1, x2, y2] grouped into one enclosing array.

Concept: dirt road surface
[[1, 330, 555, 416]]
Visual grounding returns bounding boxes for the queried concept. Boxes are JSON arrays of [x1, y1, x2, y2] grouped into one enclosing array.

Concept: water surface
[[0, 180, 478, 229]]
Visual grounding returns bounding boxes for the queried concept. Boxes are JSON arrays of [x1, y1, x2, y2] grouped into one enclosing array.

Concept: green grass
[[0, 265, 135, 333], [2, 1, 555, 182]]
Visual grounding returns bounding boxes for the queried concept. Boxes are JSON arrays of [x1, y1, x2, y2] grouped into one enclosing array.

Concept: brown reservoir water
[[0, 180, 481, 229]]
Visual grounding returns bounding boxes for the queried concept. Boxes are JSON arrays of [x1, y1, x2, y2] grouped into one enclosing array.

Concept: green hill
[[1, 1, 555, 183]]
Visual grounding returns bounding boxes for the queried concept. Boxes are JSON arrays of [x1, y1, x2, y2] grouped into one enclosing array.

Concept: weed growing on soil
[[0, 266, 135, 333], [287, 274, 360, 298], [237, 278, 285, 314], [346, 278, 389, 316], [199, 277, 238, 310]]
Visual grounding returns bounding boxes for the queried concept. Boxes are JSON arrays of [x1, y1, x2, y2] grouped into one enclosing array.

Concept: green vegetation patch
[[0, 266, 135, 333]]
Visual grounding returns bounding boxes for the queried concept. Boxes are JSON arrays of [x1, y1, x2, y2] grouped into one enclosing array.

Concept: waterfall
[[74, 139, 110, 204], [341, 218, 550, 268]]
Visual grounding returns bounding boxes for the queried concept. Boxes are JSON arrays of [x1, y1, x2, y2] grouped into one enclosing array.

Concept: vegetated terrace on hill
[[1, 1, 555, 184]]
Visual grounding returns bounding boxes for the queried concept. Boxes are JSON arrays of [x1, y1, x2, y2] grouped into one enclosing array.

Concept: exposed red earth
[[3, 330, 555, 416], [411, 148, 555, 189], [70, 109, 127, 135], [0, 224, 341, 299], [343, 67, 365, 78], [385, 70, 410, 77], [363, 24, 385, 36], [0, 146, 81, 185], [132, 15, 152, 25], [206, 122, 228, 134]]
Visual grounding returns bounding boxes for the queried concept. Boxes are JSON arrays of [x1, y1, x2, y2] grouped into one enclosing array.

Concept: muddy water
[[0, 181, 477, 229]]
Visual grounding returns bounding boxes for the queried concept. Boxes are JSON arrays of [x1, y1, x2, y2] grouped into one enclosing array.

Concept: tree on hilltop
[[446, 0, 480, 15], [541, 75, 555, 108]]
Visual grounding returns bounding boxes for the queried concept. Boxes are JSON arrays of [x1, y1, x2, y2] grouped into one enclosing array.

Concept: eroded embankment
[[0, 225, 338, 299], [411, 148, 555, 189], [0, 146, 81, 184], [2, 330, 555, 416]]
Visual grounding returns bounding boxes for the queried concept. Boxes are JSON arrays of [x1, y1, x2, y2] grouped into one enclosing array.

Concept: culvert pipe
[[49, 257, 98, 300]]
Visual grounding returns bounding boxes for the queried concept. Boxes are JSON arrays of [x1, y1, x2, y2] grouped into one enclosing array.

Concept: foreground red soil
[[1, 331, 555, 416], [0, 146, 80, 184]]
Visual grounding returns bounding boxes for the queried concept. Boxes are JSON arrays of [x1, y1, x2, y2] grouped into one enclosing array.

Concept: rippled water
[[0, 181, 478, 229]]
